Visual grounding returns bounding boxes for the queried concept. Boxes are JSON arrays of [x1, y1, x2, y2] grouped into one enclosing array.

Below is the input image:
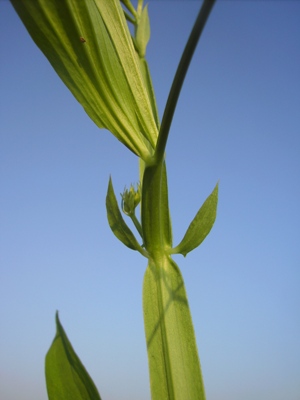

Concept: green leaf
[[143, 257, 206, 400], [97, 1, 158, 149], [106, 177, 148, 257], [11, 0, 158, 162], [171, 182, 218, 257], [135, 4, 150, 58], [45, 312, 101, 400], [128, 0, 159, 132]]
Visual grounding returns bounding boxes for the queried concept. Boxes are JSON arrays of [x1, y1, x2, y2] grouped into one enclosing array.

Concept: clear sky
[[1, 1, 299, 399]]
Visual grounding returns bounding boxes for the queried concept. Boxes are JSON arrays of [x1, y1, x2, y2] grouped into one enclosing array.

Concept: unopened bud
[[121, 183, 141, 216]]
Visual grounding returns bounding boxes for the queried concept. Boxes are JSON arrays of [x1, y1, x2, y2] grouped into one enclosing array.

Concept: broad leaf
[[106, 177, 147, 257], [45, 312, 101, 400], [171, 182, 218, 257], [11, 0, 158, 161], [143, 257, 206, 400]]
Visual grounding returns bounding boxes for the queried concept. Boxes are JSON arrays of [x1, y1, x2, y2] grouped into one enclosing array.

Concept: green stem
[[141, 3, 216, 398], [141, 162, 164, 257], [130, 212, 143, 239], [154, 0, 216, 164]]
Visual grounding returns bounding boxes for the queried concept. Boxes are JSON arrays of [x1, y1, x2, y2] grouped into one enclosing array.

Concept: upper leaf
[[171, 182, 218, 257], [45, 312, 101, 400], [11, 0, 158, 162], [134, 4, 150, 58]]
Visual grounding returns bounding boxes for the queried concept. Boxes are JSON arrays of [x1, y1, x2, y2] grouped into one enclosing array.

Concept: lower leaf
[[45, 312, 101, 400]]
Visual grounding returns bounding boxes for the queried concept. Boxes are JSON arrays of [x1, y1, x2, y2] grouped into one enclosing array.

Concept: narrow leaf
[[106, 177, 147, 257], [135, 4, 150, 58], [11, 0, 158, 161], [138, 58, 160, 129], [45, 312, 101, 400], [95, 1, 158, 149], [172, 182, 218, 257], [143, 257, 206, 400], [129, 0, 159, 131]]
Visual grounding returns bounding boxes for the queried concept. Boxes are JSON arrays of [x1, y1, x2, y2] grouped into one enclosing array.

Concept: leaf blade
[[172, 182, 218, 257], [45, 312, 101, 400], [96, 0, 158, 149], [135, 4, 150, 58], [11, 0, 158, 161]]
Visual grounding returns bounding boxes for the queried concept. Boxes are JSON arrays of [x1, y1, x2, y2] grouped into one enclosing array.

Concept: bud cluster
[[121, 183, 141, 216]]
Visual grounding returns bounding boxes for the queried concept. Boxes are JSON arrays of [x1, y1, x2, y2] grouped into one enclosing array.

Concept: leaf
[[126, 0, 159, 129], [106, 177, 148, 257], [143, 257, 206, 400], [11, 0, 158, 161], [45, 312, 101, 400], [97, 1, 158, 149], [138, 58, 160, 129], [135, 4, 150, 58], [171, 182, 218, 257]]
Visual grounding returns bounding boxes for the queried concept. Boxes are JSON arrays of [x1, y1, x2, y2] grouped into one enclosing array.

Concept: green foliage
[[171, 182, 219, 257], [134, 4, 150, 58], [11, 0, 217, 399], [11, 0, 158, 161], [45, 312, 101, 400]]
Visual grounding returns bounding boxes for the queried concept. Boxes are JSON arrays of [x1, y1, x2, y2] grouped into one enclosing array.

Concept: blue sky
[[1, 1, 300, 399]]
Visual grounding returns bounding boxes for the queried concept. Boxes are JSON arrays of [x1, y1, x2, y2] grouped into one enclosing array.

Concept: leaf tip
[[55, 310, 63, 334]]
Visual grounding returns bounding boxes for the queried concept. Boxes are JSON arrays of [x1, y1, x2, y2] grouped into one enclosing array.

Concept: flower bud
[[121, 183, 141, 216]]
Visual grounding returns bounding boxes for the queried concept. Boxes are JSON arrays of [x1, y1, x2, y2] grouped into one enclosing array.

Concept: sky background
[[1, 1, 300, 399]]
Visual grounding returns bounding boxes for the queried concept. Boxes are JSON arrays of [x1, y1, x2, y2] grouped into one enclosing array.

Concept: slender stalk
[[130, 212, 143, 239], [154, 0, 216, 164]]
